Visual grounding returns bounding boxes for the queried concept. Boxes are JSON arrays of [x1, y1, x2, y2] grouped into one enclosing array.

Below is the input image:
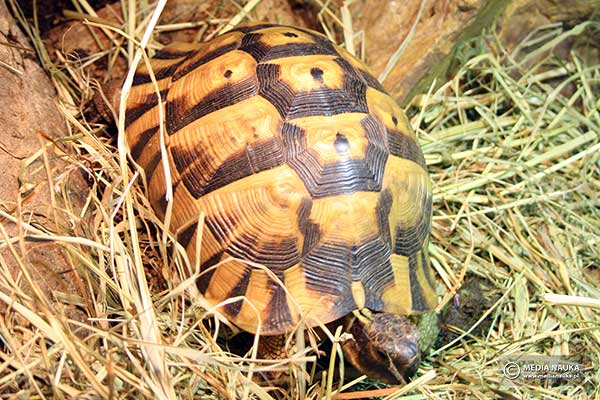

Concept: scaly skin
[[341, 311, 439, 384], [255, 310, 439, 384]]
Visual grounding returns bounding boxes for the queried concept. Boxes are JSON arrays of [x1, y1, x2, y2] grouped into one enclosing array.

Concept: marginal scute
[[247, 26, 317, 47], [283, 263, 339, 328], [335, 46, 386, 92], [152, 43, 198, 59], [366, 87, 416, 141], [123, 24, 436, 335], [383, 254, 413, 314], [411, 247, 437, 311], [124, 87, 169, 129], [172, 31, 244, 81]]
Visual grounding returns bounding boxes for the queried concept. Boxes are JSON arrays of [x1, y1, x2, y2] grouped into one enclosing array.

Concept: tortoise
[[111, 23, 438, 383]]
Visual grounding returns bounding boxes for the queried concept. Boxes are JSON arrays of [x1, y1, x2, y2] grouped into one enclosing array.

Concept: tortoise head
[[92, 78, 124, 124], [341, 312, 421, 384]]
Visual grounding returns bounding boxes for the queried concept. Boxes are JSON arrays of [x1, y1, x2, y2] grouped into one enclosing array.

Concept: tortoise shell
[[124, 24, 436, 335]]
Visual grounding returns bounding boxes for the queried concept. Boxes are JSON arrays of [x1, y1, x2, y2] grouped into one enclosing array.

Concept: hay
[[0, 0, 598, 399]]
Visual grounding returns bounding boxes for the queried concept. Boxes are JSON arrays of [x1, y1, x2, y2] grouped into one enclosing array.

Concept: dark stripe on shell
[[359, 70, 386, 92], [334, 55, 386, 93], [388, 128, 426, 168], [420, 246, 435, 290], [376, 189, 393, 246], [294, 27, 333, 42], [393, 193, 432, 256], [172, 42, 240, 82], [226, 232, 300, 274], [202, 208, 300, 273], [124, 89, 168, 128], [301, 243, 354, 307], [222, 266, 252, 319], [262, 42, 338, 62], [144, 151, 162, 187], [153, 48, 195, 60], [239, 32, 338, 63], [177, 222, 197, 249], [333, 56, 361, 81], [280, 121, 304, 157], [176, 147, 252, 199], [246, 136, 286, 172], [257, 63, 294, 118], [408, 254, 429, 311], [352, 238, 392, 311], [297, 197, 320, 257], [286, 84, 368, 119], [174, 136, 286, 199], [230, 23, 286, 33], [232, 24, 329, 46], [133, 64, 181, 86], [238, 33, 272, 62], [362, 113, 389, 173], [130, 126, 158, 161], [266, 285, 293, 333], [166, 76, 259, 135], [170, 142, 203, 176], [155, 190, 168, 218], [282, 122, 387, 198], [197, 252, 221, 294]]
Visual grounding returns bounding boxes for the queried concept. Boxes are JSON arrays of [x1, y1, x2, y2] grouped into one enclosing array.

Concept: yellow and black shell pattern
[[124, 24, 436, 335]]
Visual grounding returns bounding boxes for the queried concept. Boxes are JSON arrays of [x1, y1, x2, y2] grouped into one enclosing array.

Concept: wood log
[[352, 0, 511, 104], [351, 0, 600, 104]]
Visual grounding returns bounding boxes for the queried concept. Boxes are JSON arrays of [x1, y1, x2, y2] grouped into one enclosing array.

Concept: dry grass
[[0, 0, 598, 399]]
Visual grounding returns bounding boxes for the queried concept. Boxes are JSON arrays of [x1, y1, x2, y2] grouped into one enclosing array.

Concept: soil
[[14, 0, 117, 34]]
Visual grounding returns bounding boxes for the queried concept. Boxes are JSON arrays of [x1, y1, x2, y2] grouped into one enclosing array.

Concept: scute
[[124, 23, 435, 335]]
